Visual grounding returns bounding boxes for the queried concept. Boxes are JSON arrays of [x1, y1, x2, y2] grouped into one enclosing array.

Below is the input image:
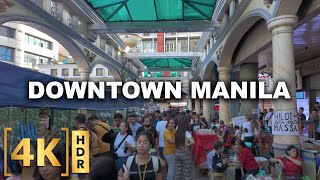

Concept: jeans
[[115, 156, 128, 172], [164, 154, 176, 180], [158, 147, 165, 159]]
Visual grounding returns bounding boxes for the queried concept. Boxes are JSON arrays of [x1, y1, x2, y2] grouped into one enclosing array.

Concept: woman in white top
[[175, 116, 194, 180], [242, 116, 254, 143], [114, 121, 136, 172]]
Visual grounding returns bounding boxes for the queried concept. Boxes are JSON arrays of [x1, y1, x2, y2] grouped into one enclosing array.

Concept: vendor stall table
[[192, 132, 219, 165]]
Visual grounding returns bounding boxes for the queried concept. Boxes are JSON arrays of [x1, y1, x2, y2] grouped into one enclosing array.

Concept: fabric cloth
[[238, 147, 259, 171], [130, 122, 142, 139], [114, 133, 135, 157], [175, 148, 193, 180], [277, 156, 302, 176], [242, 122, 254, 137], [94, 121, 111, 153], [126, 156, 162, 180], [192, 133, 219, 165], [164, 154, 176, 180], [164, 129, 176, 155], [156, 121, 168, 147]]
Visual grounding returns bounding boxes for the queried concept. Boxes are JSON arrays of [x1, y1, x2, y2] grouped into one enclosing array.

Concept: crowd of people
[[0, 106, 307, 180]]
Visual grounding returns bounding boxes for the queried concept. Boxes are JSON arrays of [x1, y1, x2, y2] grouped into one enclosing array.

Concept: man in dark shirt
[[137, 116, 158, 147], [151, 110, 161, 129], [298, 107, 307, 126], [211, 141, 228, 173]]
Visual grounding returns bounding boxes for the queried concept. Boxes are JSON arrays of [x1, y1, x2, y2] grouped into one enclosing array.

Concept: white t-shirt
[[156, 121, 168, 147], [114, 133, 135, 157], [242, 122, 254, 137], [130, 122, 142, 139], [264, 112, 273, 126]]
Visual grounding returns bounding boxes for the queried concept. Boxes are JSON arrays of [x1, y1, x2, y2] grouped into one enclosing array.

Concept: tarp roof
[[0, 61, 144, 110], [86, 0, 216, 22], [141, 58, 192, 68]]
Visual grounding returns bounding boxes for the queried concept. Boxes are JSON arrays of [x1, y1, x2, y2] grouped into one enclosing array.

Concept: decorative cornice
[[16, 0, 138, 79], [0, 0, 15, 12]]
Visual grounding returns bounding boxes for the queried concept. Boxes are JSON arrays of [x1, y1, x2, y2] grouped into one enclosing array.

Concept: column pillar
[[267, 14, 299, 163], [203, 99, 211, 123], [78, 68, 91, 81], [218, 66, 231, 124], [240, 63, 258, 119], [188, 95, 193, 111], [195, 98, 201, 114], [210, 37, 214, 49], [229, 0, 236, 17]]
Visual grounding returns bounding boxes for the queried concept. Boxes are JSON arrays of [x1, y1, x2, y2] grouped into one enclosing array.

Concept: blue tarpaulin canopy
[[0, 61, 144, 110]]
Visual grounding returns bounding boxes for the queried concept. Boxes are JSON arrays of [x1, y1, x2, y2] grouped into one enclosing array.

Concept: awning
[[86, 0, 216, 22], [0, 61, 144, 110], [141, 58, 192, 69]]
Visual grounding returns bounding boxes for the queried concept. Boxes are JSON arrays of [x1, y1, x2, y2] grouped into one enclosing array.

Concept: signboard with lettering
[[272, 110, 299, 135], [232, 116, 246, 127]]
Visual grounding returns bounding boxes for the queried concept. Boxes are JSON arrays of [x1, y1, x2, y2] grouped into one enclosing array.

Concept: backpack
[[126, 155, 159, 173]]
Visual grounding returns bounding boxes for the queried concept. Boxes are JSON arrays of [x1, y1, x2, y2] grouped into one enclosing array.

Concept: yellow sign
[[3, 128, 89, 177]]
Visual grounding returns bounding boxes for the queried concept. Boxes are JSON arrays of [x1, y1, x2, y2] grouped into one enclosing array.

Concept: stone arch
[[0, 14, 90, 69], [202, 61, 218, 82], [219, 9, 272, 67], [90, 60, 122, 81]]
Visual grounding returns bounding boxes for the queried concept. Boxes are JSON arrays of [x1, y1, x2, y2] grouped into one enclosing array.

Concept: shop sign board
[[271, 110, 299, 135], [232, 116, 246, 127]]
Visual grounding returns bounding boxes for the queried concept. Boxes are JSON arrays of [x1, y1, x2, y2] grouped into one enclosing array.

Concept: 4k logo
[[3, 128, 90, 177]]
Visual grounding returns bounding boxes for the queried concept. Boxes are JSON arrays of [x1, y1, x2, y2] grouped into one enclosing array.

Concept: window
[[0, 25, 15, 38], [25, 34, 53, 50], [96, 68, 104, 76], [51, 69, 57, 76], [189, 39, 199, 52], [62, 69, 69, 76], [73, 68, 80, 76], [24, 52, 50, 65], [166, 41, 175, 52], [143, 41, 153, 53], [108, 45, 113, 56], [0, 45, 14, 62]]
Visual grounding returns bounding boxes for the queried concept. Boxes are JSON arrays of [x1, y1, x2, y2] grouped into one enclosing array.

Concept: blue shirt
[[207, 149, 216, 171]]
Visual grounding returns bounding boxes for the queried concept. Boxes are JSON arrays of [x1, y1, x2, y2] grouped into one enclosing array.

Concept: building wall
[[0, 22, 59, 69], [38, 64, 114, 80]]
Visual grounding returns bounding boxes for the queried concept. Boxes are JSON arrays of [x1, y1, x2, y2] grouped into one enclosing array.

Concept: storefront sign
[[232, 116, 246, 127], [272, 110, 299, 135]]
